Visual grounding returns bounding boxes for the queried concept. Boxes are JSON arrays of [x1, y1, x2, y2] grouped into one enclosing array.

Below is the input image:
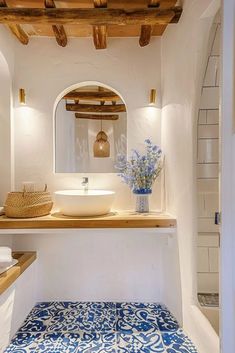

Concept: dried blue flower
[[115, 139, 163, 193]]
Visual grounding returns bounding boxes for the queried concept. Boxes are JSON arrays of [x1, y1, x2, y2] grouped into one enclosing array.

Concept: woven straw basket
[[4, 185, 53, 218]]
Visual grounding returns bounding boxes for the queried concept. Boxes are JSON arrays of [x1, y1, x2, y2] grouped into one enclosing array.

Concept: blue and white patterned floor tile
[[162, 330, 198, 353], [20, 303, 116, 333], [116, 308, 159, 334], [4, 302, 198, 353], [117, 332, 165, 353]]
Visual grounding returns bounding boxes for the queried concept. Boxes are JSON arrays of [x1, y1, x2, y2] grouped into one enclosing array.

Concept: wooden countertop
[[0, 212, 176, 229], [0, 251, 37, 295]]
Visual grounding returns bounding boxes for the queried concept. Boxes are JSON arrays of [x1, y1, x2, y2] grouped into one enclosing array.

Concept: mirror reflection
[[55, 84, 127, 173]]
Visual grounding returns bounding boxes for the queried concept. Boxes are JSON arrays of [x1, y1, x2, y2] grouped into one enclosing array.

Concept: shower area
[[196, 12, 220, 335]]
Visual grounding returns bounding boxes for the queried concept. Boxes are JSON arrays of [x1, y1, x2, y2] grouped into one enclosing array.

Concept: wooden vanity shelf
[[0, 251, 37, 295], [0, 212, 176, 230]]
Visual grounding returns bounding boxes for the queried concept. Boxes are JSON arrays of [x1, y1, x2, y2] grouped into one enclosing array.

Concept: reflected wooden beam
[[66, 103, 126, 113], [75, 113, 119, 120], [93, 0, 107, 49], [0, 0, 29, 45], [45, 0, 67, 47], [0, 7, 182, 26], [63, 91, 120, 101], [139, 0, 159, 47]]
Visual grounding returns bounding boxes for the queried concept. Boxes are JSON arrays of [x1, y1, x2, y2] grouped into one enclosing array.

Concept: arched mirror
[[55, 84, 127, 173]]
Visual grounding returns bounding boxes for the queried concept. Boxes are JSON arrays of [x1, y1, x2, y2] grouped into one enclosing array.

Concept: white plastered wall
[[196, 14, 220, 293], [161, 0, 220, 352], [220, 1, 235, 352], [13, 37, 162, 211], [0, 25, 14, 204]]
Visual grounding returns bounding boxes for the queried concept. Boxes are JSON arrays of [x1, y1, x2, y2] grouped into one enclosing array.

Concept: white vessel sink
[[54, 190, 115, 217]]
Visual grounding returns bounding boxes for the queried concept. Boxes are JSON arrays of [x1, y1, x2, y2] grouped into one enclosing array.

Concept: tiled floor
[[5, 302, 198, 353]]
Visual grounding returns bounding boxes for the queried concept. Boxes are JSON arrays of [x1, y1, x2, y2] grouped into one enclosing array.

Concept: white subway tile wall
[[198, 273, 219, 293], [200, 87, 220, 110], [197, 19, 220, 293]]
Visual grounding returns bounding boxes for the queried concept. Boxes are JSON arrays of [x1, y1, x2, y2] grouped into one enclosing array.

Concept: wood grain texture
[[0, 0, 29, 44], [139, 24, 152, 46], [0, 251, 37, 295], [63, 91, 120, 101], [93, 24, 107, 49], [66, 103, 126, 112], [1, 0, 179, 39], [6, 0, 178, 10], [0, 7, 182, 26], [75, 113, 119, 120], [139, 0, 160, 47], [93, 0, 107, 49], [44, 0, 67, 47], [0, 212, 176, 229], [94, 0, 107, 7]]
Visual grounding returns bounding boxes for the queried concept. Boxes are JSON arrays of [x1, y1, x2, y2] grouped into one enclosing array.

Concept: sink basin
[[54, 190, 115, 217]]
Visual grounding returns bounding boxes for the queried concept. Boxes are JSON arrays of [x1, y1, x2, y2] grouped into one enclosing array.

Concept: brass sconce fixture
[[19, 88, 26, 105], [150, 89, 156, 105]]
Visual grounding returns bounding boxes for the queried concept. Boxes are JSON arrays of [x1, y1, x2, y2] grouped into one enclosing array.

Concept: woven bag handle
[[22, 184, 47, 197]]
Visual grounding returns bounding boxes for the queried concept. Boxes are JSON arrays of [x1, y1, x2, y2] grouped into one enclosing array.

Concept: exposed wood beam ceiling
[[0, 1, 182, 48], [93, 0, 107, 49], [0, 7, 182, 25], [0, 0, 29, 44], [66, 103, 126, 113], [75, 113, 119, 120], [139, 0, 159, 47], [44, 0, 67, 47]]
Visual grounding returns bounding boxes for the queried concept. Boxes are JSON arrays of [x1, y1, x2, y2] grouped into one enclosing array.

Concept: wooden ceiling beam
[[66, 103, 126, 113], [93, 0, 107, 50], [139, 0, 159, 47], [44, 0, 67, 47], [93, 23, 106, 49], [75, 113, 119, 120], [0, 7, 182, 26], [0, 0, 28, 44], [93, 0, 108, 7], [63, 91, 120, 101]]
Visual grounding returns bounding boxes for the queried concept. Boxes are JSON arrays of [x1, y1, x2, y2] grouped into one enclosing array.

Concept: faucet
[[81, 177, 89, 191]]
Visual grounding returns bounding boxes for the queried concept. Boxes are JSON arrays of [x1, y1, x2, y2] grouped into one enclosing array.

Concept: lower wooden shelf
[[0, 251, 37, 295]]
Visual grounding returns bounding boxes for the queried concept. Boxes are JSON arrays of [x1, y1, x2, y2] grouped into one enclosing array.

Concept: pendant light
[[93, 119, 110, 157]]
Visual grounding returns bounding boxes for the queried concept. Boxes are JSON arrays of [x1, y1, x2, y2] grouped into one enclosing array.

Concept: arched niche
[[54, 82, 127, 173]]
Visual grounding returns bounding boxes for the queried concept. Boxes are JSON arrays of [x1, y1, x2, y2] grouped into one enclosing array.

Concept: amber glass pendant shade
[[93, 130, 110, 157]]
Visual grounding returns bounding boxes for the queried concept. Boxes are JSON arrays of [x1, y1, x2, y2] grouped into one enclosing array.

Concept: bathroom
[[0, 0, 234, 352]]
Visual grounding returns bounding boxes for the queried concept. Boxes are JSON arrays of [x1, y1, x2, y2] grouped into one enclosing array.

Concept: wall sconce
[[19, 88, 26, 105], [149, 89, 157, 105]]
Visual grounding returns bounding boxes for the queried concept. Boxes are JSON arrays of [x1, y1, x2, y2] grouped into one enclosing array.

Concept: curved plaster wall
[[161, 0, 220, 352], [0, 26, 14, 205], [0, 54, 11, 205], [196, 14, 220, 294]]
